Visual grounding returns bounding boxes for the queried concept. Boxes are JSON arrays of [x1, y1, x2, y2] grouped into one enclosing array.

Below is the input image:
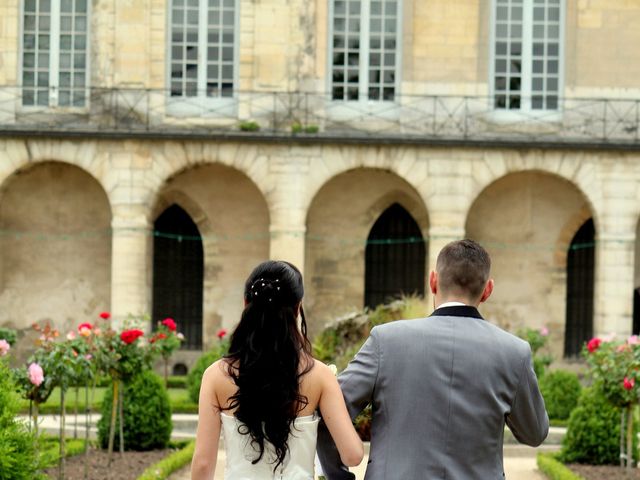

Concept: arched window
[[364, 203, 426, 309], [153, 205, 203, 349], [564, 218, 595, 357]]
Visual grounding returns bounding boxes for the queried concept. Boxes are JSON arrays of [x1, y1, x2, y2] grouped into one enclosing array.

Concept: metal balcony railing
[[0, 86, 639, 147]]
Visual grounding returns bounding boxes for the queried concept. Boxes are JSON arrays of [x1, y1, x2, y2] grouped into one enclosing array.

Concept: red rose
[[587, 338, 602, 353], [78, 322, 93, 331], [99, 312, 111, 320], [162, 318, 177, 331], [624, 377, 635, 391], [120, 329, 144, 345], [217, 328, 227, 339]]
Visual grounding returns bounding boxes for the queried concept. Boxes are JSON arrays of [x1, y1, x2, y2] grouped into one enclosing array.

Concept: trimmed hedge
[[98, 370, 172, 451], [540, 370, 582, 421], [39, 438, 87, 468], [560, 384, 638, 465], [137, 441, 195, 480], [187, 342, 228, 404], [537, 452, 584, 480]]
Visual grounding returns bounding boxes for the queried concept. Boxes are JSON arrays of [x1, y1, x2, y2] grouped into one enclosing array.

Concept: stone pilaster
[[110, 206, 152, 330]]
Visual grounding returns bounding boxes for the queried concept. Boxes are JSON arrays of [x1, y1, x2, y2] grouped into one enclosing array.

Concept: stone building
[[0, 0, 639, 369]]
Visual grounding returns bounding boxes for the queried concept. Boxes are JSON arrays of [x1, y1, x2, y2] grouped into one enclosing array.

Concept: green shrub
[[313, 296, 427, 371], [98, 370, 172, 451], [537, 452, 584, 480], [137, 441, 195, 480], [239, 120, 260, 132], [0, 359, 44, 480], [560, 384, 638, 465], [0, 327, 17, 346], [187, 341, 229, 404], [167, 376, 187, 389], [540, 370, 582, 421]]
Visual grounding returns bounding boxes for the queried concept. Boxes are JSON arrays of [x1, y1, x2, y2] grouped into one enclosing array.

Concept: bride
[[191, 260, 364, 479]]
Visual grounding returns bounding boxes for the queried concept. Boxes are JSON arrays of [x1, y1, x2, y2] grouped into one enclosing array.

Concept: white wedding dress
[[221, 412, 320, 480]]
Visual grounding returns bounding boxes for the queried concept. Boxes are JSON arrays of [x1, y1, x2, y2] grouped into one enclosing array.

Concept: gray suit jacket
[[317, 305, 549, 480]]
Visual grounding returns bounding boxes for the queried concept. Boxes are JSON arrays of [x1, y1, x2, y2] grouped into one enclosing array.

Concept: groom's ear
[[429, 270, 438, 295], [479, 279, 494, 303]]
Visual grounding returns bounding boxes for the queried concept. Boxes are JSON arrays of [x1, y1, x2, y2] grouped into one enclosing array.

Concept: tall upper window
[[492, 0, 562, 111], [169, 0, 237, 102], [330, 0, 400, 102], [22, 0, 89, 107]]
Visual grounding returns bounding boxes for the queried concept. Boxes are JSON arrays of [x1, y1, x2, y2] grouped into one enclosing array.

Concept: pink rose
[[624, 377, 635, 391], [587, 338, 602, 353], [66, 331, 76, 341], [0, 339, 10, 356], [28, 363, 44, 386], [539, 327, 549, 337], [628, 335, 640, 345]]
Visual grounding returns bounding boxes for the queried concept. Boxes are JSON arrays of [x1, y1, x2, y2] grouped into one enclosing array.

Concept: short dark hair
[[436, 239, 491, 300]]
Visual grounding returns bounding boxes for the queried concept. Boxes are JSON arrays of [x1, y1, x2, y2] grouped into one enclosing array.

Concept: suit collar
[[430, 305, 484, 320]]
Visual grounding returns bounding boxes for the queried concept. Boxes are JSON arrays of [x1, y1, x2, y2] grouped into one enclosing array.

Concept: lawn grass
[[19, 387, 197, 415]]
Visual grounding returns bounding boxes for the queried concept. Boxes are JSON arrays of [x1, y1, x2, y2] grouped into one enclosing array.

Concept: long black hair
[[222, 260, 314, 470]]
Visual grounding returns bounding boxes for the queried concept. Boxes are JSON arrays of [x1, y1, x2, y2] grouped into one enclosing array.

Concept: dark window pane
[[369, 87, 380, 100], [547, 77, 558, 91], [533, 42, 544, 56], [495, 76, 506, 91], [494, 94, 506, 108], [532, 95, 543, 109], [508, 95, 520, 109], [347, 87, 358, 100], [547, 95, 558, 109], [495, 42, 507, 55], [509, 76, 521, 91], [332, 86, 344, 100], [510, 42, 521, 56], [382, 87, 394, 100], [532, 60, 544, 73]]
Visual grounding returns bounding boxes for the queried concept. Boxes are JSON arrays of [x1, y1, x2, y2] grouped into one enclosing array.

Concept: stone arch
[[143, 144, 271, 222], [305, 167, 429, 331], [151, 162, 270, 349], [468, 152, 602, 230], [465, 170, 596, 360], [0, 160, 112, 336], [301, 144, 427, 215]]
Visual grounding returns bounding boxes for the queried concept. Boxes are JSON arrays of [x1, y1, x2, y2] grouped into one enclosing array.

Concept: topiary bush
[[98, 370, 172, 451], [560, 384, 638, 465], [540, 370, 582, 421], [0, 358, 44, 480], [187, 339, 229, 403]]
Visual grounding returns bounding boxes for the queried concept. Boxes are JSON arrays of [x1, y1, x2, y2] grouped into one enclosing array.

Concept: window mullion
[[521, 0, 533, 111], [49, 0, 61, 106], [198, 0, 207, 97], [359, 0, 370, 101]]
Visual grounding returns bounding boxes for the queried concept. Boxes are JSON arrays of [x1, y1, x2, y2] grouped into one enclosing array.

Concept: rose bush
[[583, 334, 640, 470]]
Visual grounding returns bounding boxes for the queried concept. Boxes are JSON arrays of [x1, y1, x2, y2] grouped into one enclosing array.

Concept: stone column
[[268, 154, 309, 274], [110, 205, 152, 330], [593, 170, 638, 338]]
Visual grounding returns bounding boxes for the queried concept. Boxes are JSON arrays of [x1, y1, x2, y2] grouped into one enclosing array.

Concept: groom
[[317, 239, 549, 479]]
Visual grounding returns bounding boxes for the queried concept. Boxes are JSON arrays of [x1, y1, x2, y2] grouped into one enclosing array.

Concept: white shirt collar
[[437, 301, 467, 309]]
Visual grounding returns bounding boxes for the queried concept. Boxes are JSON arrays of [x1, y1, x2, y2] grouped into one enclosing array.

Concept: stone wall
[[0, 138, 637, 363]]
